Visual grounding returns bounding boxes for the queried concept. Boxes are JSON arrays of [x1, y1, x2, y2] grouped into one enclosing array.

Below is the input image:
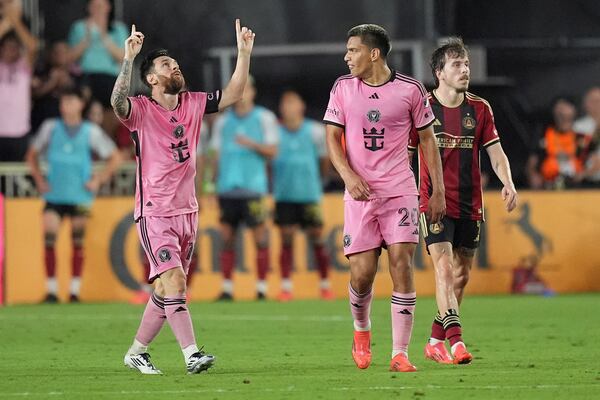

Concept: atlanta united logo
[[366, 109, 381, 123], [343, 234, 352, 248], [463, 115, 476, 129], [158, 248, 171, 262], [173, 124, 185, 138]]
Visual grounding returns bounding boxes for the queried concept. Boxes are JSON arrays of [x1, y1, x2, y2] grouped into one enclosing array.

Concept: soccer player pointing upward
[[111, 21, 255, 374], [324, 24, 446, 372]]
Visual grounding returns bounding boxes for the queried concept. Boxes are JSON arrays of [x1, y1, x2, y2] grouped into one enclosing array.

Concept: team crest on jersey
[[363, 127, 385, 151], [158, 248, 171, 262], [173, 124, 185, 139], [343, 234, 352, 248], [462, 115, 476, 130], [366, 109, 381, 123]]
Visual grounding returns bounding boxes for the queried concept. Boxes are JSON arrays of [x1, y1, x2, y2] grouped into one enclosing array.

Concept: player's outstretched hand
[[343, 171, 370, 201], [502, 185, 518, 212], [427, 191, 446, 223], [235, 19, 255, 55], [124, 24, 144, 60]]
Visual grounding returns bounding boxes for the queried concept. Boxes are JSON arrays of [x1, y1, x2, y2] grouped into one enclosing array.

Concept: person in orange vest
[[528, 97, 589, 189]]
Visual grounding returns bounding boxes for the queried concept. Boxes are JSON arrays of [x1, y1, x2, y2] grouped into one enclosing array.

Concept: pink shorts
[[136, 212, 198, 283], [343, 196, 419, 256]]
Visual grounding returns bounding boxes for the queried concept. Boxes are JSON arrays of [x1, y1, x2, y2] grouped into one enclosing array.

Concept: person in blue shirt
[[25, 87, 121, 303], [273, 89, 333, 301], [209, 77, 278, 300]]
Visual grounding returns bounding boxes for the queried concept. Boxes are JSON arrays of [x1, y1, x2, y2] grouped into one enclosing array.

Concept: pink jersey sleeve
[[323, 79, 346, 127], [411, 84, 435, 130], [117, 96, 145, 131], [481, 101, 501, 148]]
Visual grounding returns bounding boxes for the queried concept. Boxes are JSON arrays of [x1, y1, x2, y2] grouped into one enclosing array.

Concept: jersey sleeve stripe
[[416, 119, 435, 131], [323, 120, 345, 129], [331, 74, 354, 94], [483, 138, 501, 148]]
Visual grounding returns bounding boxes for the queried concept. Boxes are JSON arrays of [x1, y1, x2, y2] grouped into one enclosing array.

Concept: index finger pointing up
[[131, 24, 136, 35], [235, 19, 240, 34]]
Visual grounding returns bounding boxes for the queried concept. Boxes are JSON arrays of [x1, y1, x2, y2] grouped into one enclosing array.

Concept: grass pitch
[[0, 294, 599, 399]]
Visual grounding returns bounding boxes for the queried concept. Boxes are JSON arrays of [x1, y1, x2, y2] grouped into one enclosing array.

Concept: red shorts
[[136, 212, 198, 283], [343, 196, 419, 256]]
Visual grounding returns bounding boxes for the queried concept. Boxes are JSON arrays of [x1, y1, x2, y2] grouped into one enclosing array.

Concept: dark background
[[35, 0, 600, 187]]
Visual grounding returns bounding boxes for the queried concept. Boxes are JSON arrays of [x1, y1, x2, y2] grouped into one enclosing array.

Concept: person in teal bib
[[26, 87, 121, 303], [273, 89, 333, 301], [209, 77, 278, 300]]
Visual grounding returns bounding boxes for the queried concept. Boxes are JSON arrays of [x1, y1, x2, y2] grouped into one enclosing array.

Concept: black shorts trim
[[420, 214, 481, 252], [43, 203, 91, 218], [274, 202, 323, 228], [218, 197, 266, 228]]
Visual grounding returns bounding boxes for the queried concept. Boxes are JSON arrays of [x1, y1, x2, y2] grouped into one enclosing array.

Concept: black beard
[[164, 76, 184, 95]]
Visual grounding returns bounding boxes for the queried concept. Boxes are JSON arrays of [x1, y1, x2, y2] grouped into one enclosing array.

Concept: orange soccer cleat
[[277, 291, 294, 302], [389, 353, 417, 372], [424, 342, 454, 364], [452, 342, 473, 365], [352, 330, 372, 369], [320, 288, 335, 301]]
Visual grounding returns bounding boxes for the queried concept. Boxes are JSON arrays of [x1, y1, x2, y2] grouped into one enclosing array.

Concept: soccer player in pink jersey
[[110, 20, 255, 375], [324, 24, 446, 372]]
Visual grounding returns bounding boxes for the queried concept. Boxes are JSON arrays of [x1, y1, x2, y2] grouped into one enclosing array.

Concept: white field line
[[1, 384, 599, 397]]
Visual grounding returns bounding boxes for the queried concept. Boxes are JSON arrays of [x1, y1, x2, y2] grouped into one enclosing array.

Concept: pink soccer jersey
[[118, 90, 220, 220], [323, 71, 434, 199]]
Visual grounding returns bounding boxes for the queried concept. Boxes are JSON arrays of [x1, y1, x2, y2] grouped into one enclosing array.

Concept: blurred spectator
[[25, 87, 121, 303], [511, 255, 553, 296], [31, 41, 80, 132], [68, 0, 127, 136], [0, 0, 38, 161], [573, 86, 600, 137], [572, 87, 600, 187], [526, 97, 588, 189]]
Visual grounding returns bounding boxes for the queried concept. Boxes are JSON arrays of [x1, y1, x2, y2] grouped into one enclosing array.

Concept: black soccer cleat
[[186, 348, 216, 374]]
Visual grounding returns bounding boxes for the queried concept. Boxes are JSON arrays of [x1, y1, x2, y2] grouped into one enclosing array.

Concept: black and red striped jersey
[[408, 91, 500, 220]]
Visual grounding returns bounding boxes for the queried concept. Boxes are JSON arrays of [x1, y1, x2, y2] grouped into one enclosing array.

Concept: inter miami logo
[[363, 127, 385, 151], [158, 248, 171, 262], [170, 139, 191, 163], [366, 109, 381, 123], [463, 115, 476, 129], [343, 234, 352, 248], [173, 124, 185, 139]]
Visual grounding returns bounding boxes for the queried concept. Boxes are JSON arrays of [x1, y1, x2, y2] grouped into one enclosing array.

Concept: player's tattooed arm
[[111, 24, 144, 118], [111, 59, 133, 118]]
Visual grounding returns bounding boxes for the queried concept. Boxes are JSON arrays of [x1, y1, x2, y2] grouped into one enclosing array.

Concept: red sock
[[430, 315, 446, 341], [280, 244, 292, 279], [313, 243, 330, 279], [257, 247, 269, 280], [220, 249, 235, 280], [72, 245, 83, 277], [44, 246, 56, 277], [443, 309, 463, 346], [446, 326, 463, 347]]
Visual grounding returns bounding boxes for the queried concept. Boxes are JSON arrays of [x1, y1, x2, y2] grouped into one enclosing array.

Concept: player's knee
[[351, 275, 374, 294], [281, 233, 294, 247], [389, 258, 412, 273], [161, 268, 187, 294], [455, 268, 470, 288], [44, 232, 57, 248], [71, 228, 85, 247]]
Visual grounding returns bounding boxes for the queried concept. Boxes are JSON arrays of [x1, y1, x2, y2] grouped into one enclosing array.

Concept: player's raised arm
[[325, 124, 370, 201], [218, 19, 255, 111], [486, 142, 518, 212], [418, 125, 446, 222], [110, 24, 144, 119]]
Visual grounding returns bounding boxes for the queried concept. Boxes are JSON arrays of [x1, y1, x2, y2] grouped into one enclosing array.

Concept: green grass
[[0, 294, 599, 399]]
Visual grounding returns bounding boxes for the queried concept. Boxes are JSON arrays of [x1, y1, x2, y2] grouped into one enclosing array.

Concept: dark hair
[[0, 31, 20, 48], [87, 0, 117, 31], [139, 49, 170, 88], [58, 86, 84, 99], [430, 37, 469, 87], [347, 24, 391, 59], [280, 87, 304, 101]]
